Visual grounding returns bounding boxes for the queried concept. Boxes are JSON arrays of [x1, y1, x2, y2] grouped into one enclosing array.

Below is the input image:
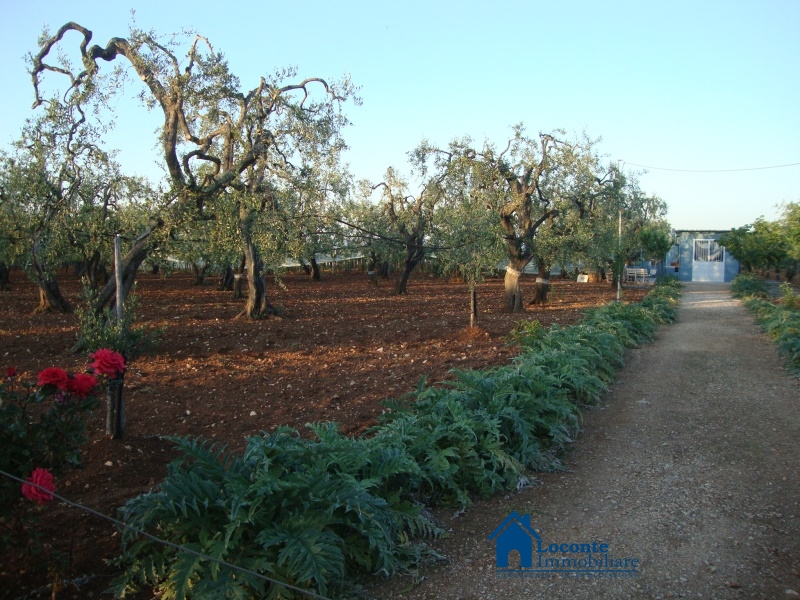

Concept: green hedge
[[731, 273, 800, 376], [742, 296, 800, 376], [112, 280, 682, 599], [730, 272, 768, 299]]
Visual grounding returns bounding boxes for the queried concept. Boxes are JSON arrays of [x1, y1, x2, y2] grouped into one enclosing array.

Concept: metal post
[[114, 234, 123, 324], [617, 210, 622, 302], [111, 234, 125, 439]]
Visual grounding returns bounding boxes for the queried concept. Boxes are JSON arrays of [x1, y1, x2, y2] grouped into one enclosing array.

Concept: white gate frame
[[692, 238, 725, 282]]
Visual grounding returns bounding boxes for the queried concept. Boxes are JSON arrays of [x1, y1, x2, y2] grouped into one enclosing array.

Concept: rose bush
[[35, 367, 70, 390], [21, 468, 55, 505], [89, 348, 126, 377], [1, 352, 126, 579], [67, 373, 98, 398], [1, 360, 100, 556]]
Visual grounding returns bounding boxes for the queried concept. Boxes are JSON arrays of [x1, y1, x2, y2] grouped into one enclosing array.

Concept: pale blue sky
[[1, 0, 798, 230]]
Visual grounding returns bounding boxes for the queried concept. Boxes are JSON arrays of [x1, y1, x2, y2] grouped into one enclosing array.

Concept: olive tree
[[0, 101, 130, 312], [524, 134, 617, 303], [419, 127, 626, 309], [339, 196, 403, 281], [361, 167, 444, 295], [0, 157, 29, 293], [603, 174, 669, 287], [718, 218, 789, 276], [288, 159, 352, 282], [31, 22, 356, 318], [782, 202, 800, 278], [638, 223, 672, 271], [433, 183, 503, 326], [417, 127, 563, 311]]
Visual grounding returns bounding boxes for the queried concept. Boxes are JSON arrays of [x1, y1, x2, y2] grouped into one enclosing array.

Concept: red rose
[[5, 367, 16, 378], [36, 367, 70, 390], [21, 468, 55, 505], [67, 373, 98, 398], [89, 349, 126, 377]]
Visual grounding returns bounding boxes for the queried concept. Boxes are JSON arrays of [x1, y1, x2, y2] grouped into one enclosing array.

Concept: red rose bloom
[[6, 367, 16, 378], [89, 349, 126, 377], [21, 468, 55, 505], [36, 367, 70, 390], [67, 373, 98, 398]]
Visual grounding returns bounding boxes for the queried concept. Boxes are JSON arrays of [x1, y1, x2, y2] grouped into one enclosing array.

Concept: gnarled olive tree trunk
[[238, 244, 278, 319], [300, 257, 322, 281], [395, 265, 413, 295], [0, 262, 12, 291], [191, 261, 208, 285], [499, 206, 536, 312], [395, 233, 424, 295], [395, 257, 419, 295], [237, 206, 277, 320], [31, 236, 72, 313], [218, 265, 235, 291], [82, 250, 109, 290], [503, 259, 528, 312], [530, 261, 551, 305], [34, 277, 73, 313], [309, 257, 321, 281]]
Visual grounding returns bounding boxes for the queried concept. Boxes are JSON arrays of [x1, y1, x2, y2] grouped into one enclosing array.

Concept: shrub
[[779, 282, 797, 310], [730, 273, 768, 298], [0, 364, 99, 564], [507, 318, 546, 347], [74, 285, 164, 360], [535, 324, 625, 380], [374, 389, 524, 507], [743, 296, 800, 376], [582, 302, 658, 348], [639, 284, 681, 323], [112, 432, 442, 599], [655, 274, 680, 287]]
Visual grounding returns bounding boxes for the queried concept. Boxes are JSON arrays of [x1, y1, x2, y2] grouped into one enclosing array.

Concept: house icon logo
[[486, 510, 541, 568], [487, 511, 640, 579]]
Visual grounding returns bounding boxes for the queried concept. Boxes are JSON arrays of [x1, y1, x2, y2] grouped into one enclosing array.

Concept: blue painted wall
[[670, 230, 740, 282]]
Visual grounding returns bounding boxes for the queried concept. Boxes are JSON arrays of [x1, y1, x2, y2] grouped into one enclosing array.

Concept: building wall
[[672, 230, 740, 282]]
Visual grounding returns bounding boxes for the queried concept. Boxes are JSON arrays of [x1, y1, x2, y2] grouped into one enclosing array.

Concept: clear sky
[[1, 0, 798, 230]]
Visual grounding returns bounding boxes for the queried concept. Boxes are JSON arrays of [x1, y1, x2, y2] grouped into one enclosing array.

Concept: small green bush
[[582, 302, 658, 348], [374, 388, 529, 507], [655, 274, 680, 287], [779, 282, 797, 310], [743, 296, 800, 376], [730, 273, 768, 298], [74, 285, 164, 360], [507, 318, 546, 347], [639, 285, 681, 323]]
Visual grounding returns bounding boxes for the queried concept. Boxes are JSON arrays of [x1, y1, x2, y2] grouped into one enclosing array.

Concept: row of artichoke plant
[[109, 279, 682, 600]]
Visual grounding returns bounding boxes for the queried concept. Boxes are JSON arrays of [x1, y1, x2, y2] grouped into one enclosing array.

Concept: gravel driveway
[[375, 283, 800, 599]]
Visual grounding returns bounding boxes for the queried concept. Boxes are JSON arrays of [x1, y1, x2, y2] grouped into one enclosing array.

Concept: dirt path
[[374, 283, 800, 599]]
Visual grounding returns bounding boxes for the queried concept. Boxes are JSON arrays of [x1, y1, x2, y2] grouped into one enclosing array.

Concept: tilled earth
[[370, 283, 800, 600], [0, 268, 643, 598]]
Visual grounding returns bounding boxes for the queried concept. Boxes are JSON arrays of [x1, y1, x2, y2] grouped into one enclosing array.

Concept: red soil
[[0, 267, 645, 598]]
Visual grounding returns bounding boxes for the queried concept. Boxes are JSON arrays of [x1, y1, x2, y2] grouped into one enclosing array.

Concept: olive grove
[[29, 22, 356, 318], [0, 22, 676, 323]]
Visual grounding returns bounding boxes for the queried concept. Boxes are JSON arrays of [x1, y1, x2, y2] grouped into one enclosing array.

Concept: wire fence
[[0, 469, 331, 600]]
